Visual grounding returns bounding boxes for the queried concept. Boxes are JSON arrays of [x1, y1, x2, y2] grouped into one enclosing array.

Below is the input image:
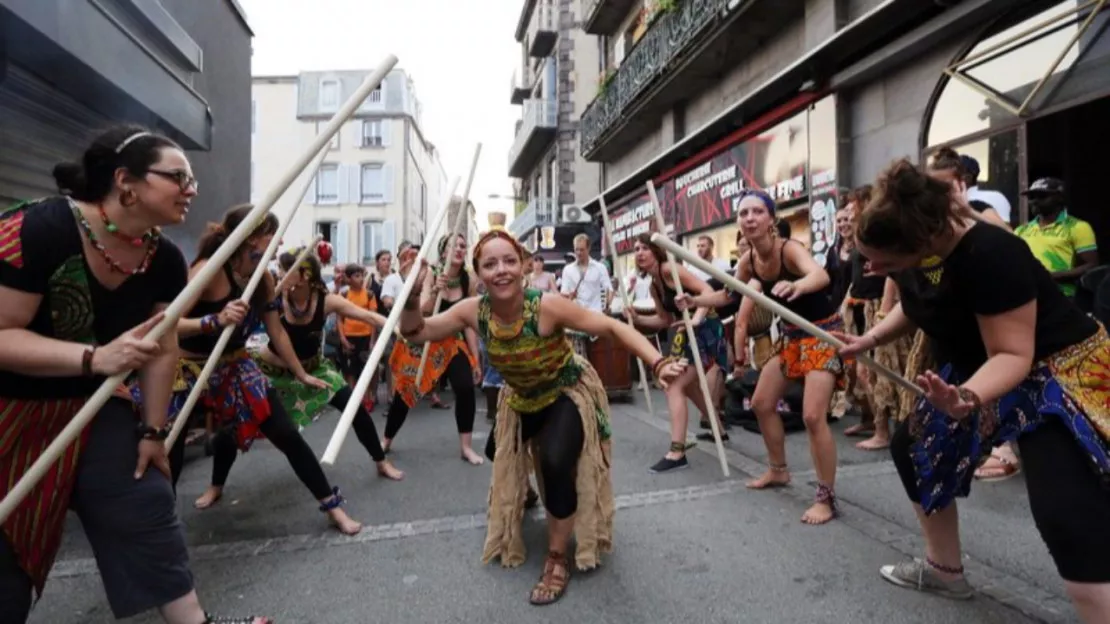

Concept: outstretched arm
[[543, 293, 665, 369], [325, 293, 386, 328], [397, 296, 478, 344]]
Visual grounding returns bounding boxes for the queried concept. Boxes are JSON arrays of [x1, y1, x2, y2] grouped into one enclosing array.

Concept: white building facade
[[252, 68, 447, 268]]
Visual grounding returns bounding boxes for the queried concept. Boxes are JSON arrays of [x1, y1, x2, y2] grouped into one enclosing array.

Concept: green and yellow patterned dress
[[479, 288, 615, 572], [253, 292, 347, 428]]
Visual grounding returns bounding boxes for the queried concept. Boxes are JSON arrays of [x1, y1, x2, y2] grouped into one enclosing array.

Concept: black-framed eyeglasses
[[148, 169, 198, 192]]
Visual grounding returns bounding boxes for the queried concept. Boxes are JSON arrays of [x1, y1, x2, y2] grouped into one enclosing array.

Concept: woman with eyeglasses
[[0, 125, 271, 623], [678, 189, 846, 525]]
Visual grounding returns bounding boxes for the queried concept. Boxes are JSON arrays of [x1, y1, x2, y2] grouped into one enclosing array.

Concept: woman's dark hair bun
[[52, 162, 87, 197]]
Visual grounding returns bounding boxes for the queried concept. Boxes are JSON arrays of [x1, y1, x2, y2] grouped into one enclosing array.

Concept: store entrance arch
[[920, 0, 1110, 234]]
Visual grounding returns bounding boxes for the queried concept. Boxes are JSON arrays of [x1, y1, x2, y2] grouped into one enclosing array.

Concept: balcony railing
[[509, 197, 557, 237], [508, 97, 557, 177], [580, 0, 727, 157], [527, 0, 558, 58], [583, 0, 640, 35]]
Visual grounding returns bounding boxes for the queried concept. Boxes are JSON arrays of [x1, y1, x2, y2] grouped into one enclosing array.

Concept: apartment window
[[361, 120, 384, 147], [360, 220, 395, 265], [315, 121, 340, 149], [319, 79, 340, 111], [360, 164, 385, 203], [316, 220, 338, 244], [315, 164, 339, 203], [368, 87, 382, 104]]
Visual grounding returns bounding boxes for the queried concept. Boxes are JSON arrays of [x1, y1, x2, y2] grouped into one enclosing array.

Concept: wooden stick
[[414, 143, 482, 388], [649, 234, 923, 395], [163, 233, 323, 450], [0, 54, 400, 524], [320, 176, 462, 465], [597, 196, 655, 417], [645, 181, 729, 477]]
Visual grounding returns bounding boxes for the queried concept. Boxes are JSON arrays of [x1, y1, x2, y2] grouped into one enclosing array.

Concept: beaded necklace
[[98, 204, 157, 247], [71, 202, 159, 275]]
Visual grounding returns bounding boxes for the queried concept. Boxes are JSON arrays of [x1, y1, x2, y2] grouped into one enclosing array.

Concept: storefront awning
[[581, 0, 966, 215]]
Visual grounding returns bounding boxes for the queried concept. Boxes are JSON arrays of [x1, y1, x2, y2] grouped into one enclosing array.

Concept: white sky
[[238, 0, 521, 226]]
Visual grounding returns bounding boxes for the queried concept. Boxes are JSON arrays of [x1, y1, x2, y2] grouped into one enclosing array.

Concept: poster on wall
[[657, 111, 809, 235], [808, 167, 838, 267]]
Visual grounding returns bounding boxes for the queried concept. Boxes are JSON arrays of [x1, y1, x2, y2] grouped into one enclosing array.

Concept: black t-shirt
[[849, 249, 885, 300], [894, 222, 1097, 379], [0, 197, 188, 398]]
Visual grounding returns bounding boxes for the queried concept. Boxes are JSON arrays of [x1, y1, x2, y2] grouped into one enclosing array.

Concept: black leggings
[[198, 388, 334, 499], [487, 394, 584, 519], [384, 352, 475, 439], [891, 417, 1110, 583], [207, 386, 387, 488]]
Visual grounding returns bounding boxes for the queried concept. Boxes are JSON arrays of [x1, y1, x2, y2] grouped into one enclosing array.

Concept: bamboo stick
[[320, 176, 462, 465], [597, 195, 655, 416], [0, 55, 400, 524], [649, 234, 923, 395], [645, 181, 729, 477], [414, 143, 482, 387]]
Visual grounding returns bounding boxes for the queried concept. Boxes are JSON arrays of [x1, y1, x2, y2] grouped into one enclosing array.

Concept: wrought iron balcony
[[527, 0, 558, 58], [508, 98, 558, 178], [583, 0, 640, 35], [579, 0, 803, 161], [509, 197, 557, 237]]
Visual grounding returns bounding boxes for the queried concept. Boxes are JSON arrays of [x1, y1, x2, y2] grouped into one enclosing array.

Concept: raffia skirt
[[482, 356, 614, 572]]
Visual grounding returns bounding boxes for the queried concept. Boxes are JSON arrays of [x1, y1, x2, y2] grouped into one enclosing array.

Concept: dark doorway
[[1026, 95, 1110, 247]]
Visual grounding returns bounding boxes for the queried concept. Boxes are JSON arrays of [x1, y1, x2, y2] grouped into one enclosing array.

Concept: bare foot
[[843, 423, 874, 437], [856, 435, 890, 451], [801, 501, 836, 525], [461, 447, 485, 466], [377, 460, 405, 481], [194, 486, 223, 510], [327, 508, 362, 535], [745, 467, 791, 489]]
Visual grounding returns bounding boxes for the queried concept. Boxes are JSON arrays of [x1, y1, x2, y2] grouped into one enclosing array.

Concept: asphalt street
[[30, 388, 1080, 623]]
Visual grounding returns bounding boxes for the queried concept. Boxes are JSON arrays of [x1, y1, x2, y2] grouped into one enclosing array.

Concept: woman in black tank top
[[154, 205, 362, 535], [381, 233, 483, 465], [681, 190, 846, 526], [204, 250, 404, 485]]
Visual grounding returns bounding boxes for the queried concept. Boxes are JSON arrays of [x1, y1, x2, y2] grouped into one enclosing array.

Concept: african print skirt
[[483, 355, 613, 572], [669, 316, 728, 371], [130, 351, 271, 452], [389, 335, 477, 409], [0, 397, 87, 594], [909, 327, 1110, 515], [843, 299, 913, 420], [256, 355, 346, 428], [775, 314, 850, 388]]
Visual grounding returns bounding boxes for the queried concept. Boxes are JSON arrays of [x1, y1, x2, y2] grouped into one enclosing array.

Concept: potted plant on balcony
[[597, 68, 616, 96]]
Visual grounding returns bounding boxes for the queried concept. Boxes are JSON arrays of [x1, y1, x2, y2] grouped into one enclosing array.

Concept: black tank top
[[653, 271, 682, 316], [280, 291, 326, 361], [436, 271, 469, 314], [179, 263, 255, 354], [751, 240, 837, 323]]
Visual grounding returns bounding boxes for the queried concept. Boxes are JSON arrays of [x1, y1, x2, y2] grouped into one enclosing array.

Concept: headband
[[736, 188, 777, 215], [115, 132, 152, 154], [472, 229, 526, 269]]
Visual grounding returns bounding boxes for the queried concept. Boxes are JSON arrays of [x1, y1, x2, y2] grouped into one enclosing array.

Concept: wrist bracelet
[[81, 346, 96, 377], [135, 423, 169, 441], [201, 314, 220, 334], [956, 386, 983, 413]]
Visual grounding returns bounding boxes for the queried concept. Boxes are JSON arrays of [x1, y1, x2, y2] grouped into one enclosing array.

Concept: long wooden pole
[[651, 235, 923, 395], [320, 176, 462, 465], [597, 196, 655, 417], [414, 143, 482, 387], [645, 181, 729, 477], [0, 55, 400, 524], [163, 232, 323, 450]]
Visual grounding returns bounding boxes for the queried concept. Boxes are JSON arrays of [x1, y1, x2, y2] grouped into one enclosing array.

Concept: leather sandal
[[529, 551, 570, 606]]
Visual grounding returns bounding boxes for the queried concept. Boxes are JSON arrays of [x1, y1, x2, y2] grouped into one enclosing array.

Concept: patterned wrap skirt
[[389, 335, 477, 409], [843, 299, 913, 420], [130, 350, 271, 452], [255, 354, 347, 428], [909, 327, 1110, 515], [774, 314, 851, 388], [669, 316, 729, 371], [0, 397, 87, 595]]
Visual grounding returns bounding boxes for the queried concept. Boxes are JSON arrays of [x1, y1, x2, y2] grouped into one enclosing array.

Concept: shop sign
[[604, 194, 654, 255]]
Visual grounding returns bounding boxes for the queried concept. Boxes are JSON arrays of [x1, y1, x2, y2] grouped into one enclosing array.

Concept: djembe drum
[[747, 305, 776, 369]]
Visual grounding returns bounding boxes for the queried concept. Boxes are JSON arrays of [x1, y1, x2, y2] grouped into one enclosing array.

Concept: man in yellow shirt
[[1014, 178, 1098, 297]]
